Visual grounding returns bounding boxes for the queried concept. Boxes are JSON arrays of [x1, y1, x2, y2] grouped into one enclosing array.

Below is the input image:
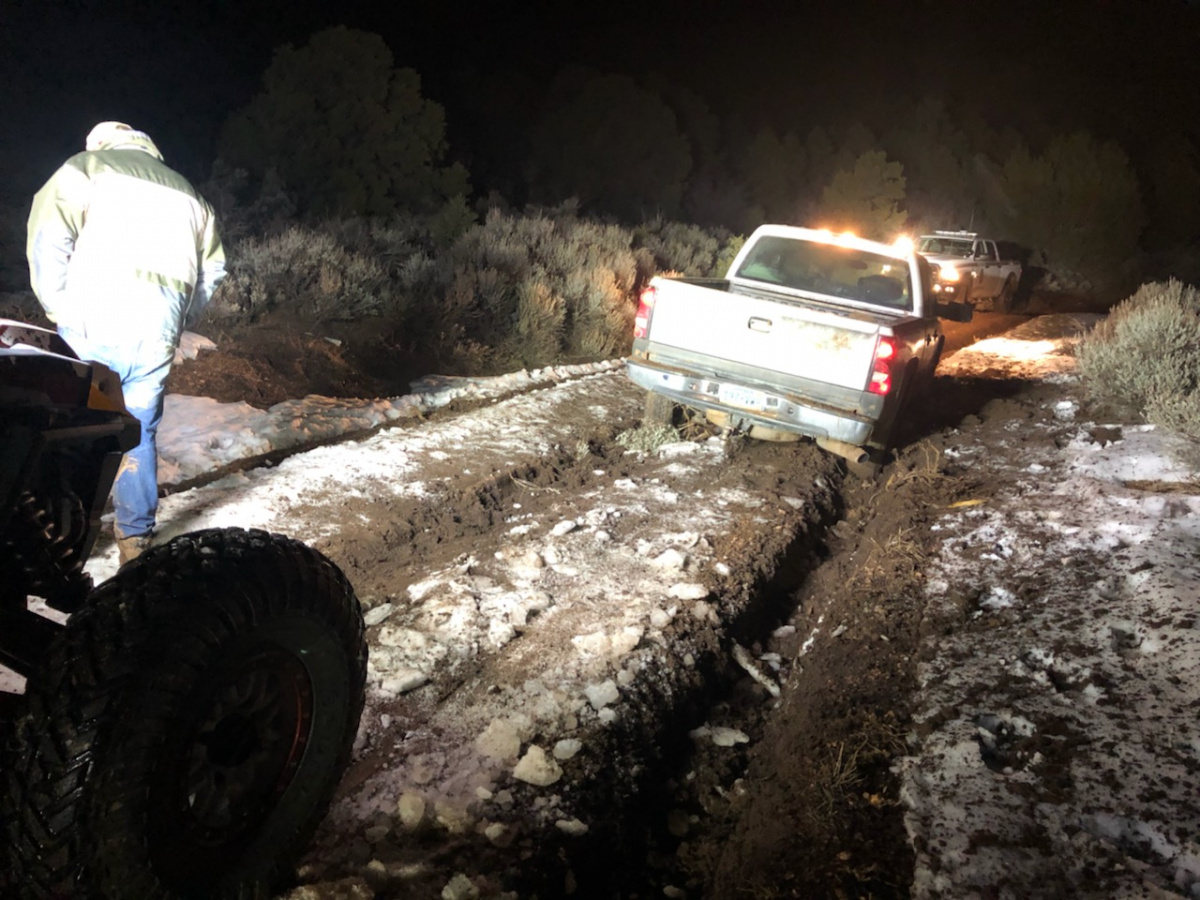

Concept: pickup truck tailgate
[[650, 282, 880, 390]]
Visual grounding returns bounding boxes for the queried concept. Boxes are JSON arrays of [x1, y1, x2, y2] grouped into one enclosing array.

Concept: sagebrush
[[1076, 279, 1200, 457], [433, 208, 655, 369], [207, 206, 740, 373]]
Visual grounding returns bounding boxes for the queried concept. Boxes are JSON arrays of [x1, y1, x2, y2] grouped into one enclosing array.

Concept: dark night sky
[[2, 0, 1199, 200]]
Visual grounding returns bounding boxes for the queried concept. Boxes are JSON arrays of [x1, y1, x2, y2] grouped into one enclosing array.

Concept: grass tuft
[[615, 424, 680, 454]]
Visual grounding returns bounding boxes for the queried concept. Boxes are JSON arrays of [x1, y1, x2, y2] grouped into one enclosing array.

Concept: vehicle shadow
[[899, 373, 1038, 448], [1014, 264, 1044, 311]]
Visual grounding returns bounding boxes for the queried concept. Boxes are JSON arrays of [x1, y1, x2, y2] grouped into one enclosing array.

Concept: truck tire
[[957, 277, 973, 306], [1, 527, 367, 900], [643, 390, 677, 427], [915, 337, 944, 398], [995, 274, 1017, 313], [871, 360, 921, 459]]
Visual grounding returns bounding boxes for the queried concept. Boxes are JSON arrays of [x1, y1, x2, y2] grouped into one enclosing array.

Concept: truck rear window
[[733, 236, 912, 310]]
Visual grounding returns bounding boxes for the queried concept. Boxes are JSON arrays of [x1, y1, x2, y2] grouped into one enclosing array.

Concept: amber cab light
[[634, 285, 657, 338], [869, 337, 895, 395]]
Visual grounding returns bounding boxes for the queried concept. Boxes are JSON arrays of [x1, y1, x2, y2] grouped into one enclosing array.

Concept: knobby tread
[[1, 527, 366, 900]]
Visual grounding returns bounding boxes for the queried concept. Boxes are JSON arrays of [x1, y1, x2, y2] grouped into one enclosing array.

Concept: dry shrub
[[1076, 279, 1200, 463], [1146, 391, 1200, 441], [443, 209, 652, 369], [210, 224, 404, 324], [634, 217, 743, 277], [204, 204, 734, 374], [565, 267, 633, 358], [616, 424, 679, 453], [1076, 279, 1200, 412], [882, 441, 942, 492], [507, 279, 565, 365], [1145, 393, 1200, 468]]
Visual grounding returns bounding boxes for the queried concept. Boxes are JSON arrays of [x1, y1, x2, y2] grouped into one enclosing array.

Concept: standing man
[[27, 122, 226, 565]]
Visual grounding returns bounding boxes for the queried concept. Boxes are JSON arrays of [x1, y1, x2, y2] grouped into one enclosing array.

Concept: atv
[[0, 320, 367, 899]]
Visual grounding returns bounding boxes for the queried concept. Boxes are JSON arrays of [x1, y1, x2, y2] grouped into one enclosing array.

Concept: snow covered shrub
[[1077, 280, 1200, 448]]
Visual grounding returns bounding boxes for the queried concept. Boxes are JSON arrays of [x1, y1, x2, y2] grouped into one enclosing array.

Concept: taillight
[[869, 337, 895, 395], [634, 285, 657, 338]]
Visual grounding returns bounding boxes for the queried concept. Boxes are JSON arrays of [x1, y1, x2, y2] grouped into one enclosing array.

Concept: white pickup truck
[[917, 231, 1023, 312], [626, 224, 970, 471]]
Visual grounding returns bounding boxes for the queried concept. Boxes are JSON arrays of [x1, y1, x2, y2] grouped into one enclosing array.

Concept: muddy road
[[148, 309, 1084, 898], [174, 359, 1006, 900]]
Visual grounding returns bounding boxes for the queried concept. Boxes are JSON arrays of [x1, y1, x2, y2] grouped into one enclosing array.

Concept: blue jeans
[[60, 329, 173, 539]]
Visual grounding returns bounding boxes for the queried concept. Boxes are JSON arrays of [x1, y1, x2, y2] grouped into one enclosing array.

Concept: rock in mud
[[441, 873, 480, 900], [556, 818, 589, 836], [396, 792, 427, 830], [585, 679, 620, 709], [553, 738, 583, 760], [476, 718, 523, 761], [513, 745, 563, 786], [669, 582, 708, 600]]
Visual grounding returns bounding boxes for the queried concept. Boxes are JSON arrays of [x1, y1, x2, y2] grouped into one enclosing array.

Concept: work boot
[[117, 534, 152, 567]]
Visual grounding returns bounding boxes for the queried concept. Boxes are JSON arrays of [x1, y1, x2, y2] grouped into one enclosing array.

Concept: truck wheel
[[643, 390, 677, 427], [1, 527, 366, 900], [915, 338, 944, 397], [957, 278, 973, 306], [872, 360, 921, 457], [995, 275, 1017, 313]]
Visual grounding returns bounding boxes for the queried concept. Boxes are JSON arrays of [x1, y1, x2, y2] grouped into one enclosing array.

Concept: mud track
[[246, 360, 1021, 900]]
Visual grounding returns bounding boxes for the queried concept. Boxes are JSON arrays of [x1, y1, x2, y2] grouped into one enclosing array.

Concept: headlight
[[938, 264, 960, 283]]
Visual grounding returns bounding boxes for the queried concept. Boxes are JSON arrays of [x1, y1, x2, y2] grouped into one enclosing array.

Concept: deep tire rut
[[290, 381, 856, 897]]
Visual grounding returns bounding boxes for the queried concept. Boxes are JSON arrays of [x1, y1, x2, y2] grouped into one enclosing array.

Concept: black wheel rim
[[147, 645, 314, 889]]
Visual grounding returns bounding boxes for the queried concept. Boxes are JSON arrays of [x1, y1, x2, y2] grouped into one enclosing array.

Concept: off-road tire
[[643, 390, 677, 426], [0, 527, 367, 900], [995, 274, 1017, 313]]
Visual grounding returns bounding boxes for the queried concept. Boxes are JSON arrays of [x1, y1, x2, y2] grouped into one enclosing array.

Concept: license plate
[[718, 383, 767, 410]]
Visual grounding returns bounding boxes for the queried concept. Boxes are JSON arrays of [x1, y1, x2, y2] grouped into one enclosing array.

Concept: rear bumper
[[626, 358, 878, 446]]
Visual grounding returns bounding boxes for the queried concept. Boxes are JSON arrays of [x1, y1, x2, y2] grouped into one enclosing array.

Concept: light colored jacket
[[27, 137, 225, 348]]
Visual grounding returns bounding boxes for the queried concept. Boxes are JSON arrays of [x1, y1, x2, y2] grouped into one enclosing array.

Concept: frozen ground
[[4, 317, 1197, 898], [904, 318, 1200, 899]]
